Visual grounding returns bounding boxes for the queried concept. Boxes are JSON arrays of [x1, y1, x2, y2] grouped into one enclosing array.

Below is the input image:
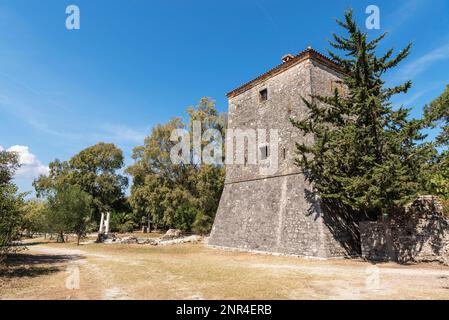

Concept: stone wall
[[209, 173, 360, 257], [360, 196, 449, 264]]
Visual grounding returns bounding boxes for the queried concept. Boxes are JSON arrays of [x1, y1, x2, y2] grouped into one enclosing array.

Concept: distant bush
[[192, 211, 213, 235], [173, 205, 197, 232], [110, 212, 137, 233]]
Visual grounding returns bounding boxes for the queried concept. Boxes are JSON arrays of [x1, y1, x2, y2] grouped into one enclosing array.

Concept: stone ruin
[[360, 196, 449, 265], [100, 229, 203, 246]]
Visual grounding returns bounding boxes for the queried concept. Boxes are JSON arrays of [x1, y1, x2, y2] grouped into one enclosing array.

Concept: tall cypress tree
[[291, 10, 429, 217]]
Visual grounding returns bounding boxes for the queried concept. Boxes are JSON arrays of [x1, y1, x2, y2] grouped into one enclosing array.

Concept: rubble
[[99, 231, 203, 246]]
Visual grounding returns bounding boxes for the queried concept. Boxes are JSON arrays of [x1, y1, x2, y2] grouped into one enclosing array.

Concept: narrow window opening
[[259, 88, 268, 102], [260, 145, 269, 160], [283, 148, 286, 160]]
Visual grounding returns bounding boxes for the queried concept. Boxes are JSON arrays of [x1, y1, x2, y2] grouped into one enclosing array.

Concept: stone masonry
[[360, 196, 449, 264], [208, 48, 359, 258]]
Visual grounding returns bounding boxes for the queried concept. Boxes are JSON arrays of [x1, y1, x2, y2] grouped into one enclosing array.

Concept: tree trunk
[[58, 232, 65, 243]]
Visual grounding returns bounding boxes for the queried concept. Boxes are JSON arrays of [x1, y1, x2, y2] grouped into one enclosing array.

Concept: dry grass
[[1, 239, 449, 300]]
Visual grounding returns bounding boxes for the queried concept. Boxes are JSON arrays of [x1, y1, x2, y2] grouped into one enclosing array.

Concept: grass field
[[1, 238, 449, 300]]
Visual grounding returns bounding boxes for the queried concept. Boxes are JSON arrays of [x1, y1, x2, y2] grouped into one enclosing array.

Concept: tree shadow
[[321, 199, 365, 257], [359, 197, 448, 264], [15, 241, 52, 247], [0, 253, 83, 279], [392, 198, 448, 264], [304, 189, 366, 257]]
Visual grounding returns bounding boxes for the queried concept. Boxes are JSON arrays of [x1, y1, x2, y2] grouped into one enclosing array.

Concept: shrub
[[192, 211, 213, 235], [110, 212, 137, 233], [173, 205, 197, 232]]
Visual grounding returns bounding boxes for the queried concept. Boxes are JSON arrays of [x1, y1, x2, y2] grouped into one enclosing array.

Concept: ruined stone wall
[[360, 196, 449, 264], [209, 58, 358, 258]]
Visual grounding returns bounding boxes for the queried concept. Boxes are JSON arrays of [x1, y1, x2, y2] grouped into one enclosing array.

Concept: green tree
[[33, 159, 71, 197], [127, 98, 226, 233], [1, 150, 19, 185], [21, 199, 46, 238], [45, 184, 93, 245], [34, 143, 128, 223], [0, 150, 25, 260], [173, 204, 198, 232], [424, 84, 449, 148], [69, 143, 128, 217], [424, 85, 449, 199], [192, 211, 214, 235], [110, 211, 137, 233], [127, 118, 185, 230], [291, 10, 429, 217]]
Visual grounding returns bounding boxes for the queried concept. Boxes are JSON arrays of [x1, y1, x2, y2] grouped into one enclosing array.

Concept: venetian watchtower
[[209, 48, 357, 258]]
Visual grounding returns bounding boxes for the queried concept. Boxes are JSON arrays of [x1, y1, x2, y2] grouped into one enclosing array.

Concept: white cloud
[[3, 145, 49, 178], [387, 0, 426, 30], [395, 90, 426, 107], [403, 44, 449, 77], [390, 43, 449, 82], [96, 124, 149, 144]]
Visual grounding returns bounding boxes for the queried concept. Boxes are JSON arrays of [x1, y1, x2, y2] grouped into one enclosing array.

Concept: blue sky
[[1, 0, 449, 194]]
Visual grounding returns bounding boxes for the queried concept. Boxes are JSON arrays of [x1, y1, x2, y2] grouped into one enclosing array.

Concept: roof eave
[[226, 48, 346, 99]]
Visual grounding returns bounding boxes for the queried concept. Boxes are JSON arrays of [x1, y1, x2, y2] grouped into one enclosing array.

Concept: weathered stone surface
[[360, 222, 390, 261], [119, 236, 139, 244], [137, 238, 158, 245], [209, 50, 358, 258], [102, 234, 202, 246], [360, 196, 449, 264], [159, 235, 203, 246], [96, 233, 116, 243], [162, 229, 183, 240]]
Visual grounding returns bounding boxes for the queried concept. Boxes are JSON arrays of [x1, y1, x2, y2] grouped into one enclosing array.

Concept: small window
[[330, 80, 346, 96], [260, 145, 269, 160], [259, 88, 268, 102], [283, 148, 286, 160]]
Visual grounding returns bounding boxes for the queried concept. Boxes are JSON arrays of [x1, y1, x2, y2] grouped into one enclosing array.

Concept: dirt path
[[29, 245, 131, 300], [2, 241, 449, 300]]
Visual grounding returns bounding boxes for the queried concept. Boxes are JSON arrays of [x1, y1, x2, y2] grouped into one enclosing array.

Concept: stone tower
[[208, 48, 358, 258]]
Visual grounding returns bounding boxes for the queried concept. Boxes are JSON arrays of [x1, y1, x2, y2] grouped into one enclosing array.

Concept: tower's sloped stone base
[[209, 174, 358, 258]]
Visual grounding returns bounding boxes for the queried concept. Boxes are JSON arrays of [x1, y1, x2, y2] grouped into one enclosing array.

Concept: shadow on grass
[[0, 253, 83, 279], [21, 241, 52, 247]]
